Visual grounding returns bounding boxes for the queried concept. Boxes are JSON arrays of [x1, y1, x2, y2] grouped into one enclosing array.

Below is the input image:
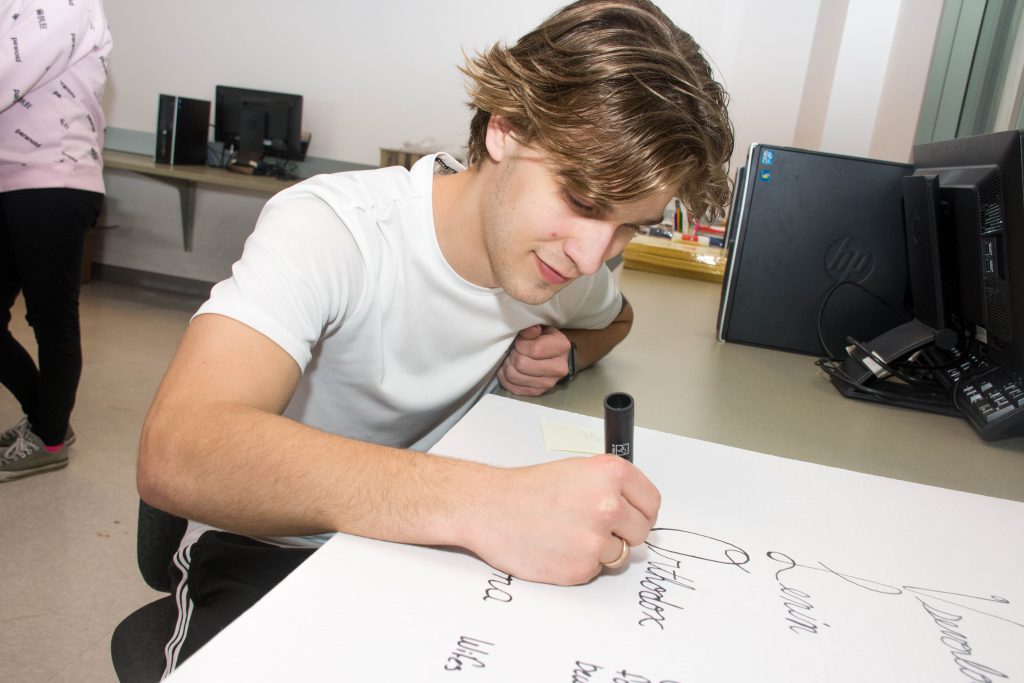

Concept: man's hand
[[498, 325, 571, 396], [463, 455, 661, 585]]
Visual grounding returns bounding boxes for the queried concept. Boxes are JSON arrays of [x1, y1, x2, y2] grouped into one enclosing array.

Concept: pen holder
[[604, 392, 634, 462]]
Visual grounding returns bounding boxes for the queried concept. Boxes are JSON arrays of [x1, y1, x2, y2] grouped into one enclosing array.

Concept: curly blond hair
[[461, 0, 734, 220]]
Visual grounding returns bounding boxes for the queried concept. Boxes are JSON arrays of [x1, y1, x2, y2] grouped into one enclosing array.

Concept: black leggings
[[0, 188, 103, 445]]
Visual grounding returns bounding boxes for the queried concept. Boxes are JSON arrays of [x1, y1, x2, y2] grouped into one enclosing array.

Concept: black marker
[[604, 392, 634, 462]]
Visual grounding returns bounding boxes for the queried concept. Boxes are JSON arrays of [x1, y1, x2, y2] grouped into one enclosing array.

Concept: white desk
[[168, 395, 1024, 681]]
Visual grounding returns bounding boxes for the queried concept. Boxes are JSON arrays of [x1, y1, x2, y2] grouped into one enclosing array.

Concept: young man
[[139, 0, 733, 670]]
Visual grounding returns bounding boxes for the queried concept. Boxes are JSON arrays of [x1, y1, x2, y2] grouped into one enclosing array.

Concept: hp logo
[[825, 236, 873, 283]]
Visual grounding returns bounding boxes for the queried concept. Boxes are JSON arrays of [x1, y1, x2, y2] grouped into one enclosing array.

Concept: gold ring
[[601, 536, 630, 570]]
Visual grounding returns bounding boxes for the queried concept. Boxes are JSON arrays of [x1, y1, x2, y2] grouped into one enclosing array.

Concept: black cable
[[951, 377, 966, 414], [816, 281, 846, 361], [815, 280, 910, 361], [813, 278, 963, 410], [843, 336, 949, 395], [816, 357, 955, 408]]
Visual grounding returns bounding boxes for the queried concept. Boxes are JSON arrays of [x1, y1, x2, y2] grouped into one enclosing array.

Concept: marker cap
[[604, 392, 634, 462]]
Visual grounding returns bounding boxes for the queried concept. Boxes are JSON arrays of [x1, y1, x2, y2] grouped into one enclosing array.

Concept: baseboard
[[90, 263, 214, 300]]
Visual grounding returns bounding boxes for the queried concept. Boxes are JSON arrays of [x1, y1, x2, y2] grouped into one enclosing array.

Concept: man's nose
[[565, 221, 617, 276]]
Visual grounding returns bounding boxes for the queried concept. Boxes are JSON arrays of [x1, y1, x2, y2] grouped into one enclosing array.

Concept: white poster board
[[170, 395, 1024, 682]]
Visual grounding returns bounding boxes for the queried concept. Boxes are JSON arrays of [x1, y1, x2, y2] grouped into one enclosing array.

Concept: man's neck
[[432, 166, 495, 288]]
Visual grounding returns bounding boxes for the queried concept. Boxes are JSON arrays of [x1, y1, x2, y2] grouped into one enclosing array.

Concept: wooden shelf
[[103, 150, 303, 251]]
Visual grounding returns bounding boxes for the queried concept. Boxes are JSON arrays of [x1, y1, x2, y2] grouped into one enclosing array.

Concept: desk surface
[[515, 268, 1024, 503]]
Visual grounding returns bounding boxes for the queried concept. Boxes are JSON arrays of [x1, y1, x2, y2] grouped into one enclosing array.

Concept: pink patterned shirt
[[0, 0, 112, 194]]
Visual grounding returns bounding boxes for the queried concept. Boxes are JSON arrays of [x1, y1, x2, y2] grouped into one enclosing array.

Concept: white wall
[[96, 0, 941, 284]]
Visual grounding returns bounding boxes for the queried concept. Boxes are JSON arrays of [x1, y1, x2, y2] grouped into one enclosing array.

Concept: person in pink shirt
[[0, 0, 112, 481]]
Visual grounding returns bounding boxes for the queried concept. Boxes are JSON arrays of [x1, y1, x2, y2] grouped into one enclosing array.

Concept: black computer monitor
[[901, 173, 950, 332], [912, 129, 1024, 375], [213, 85, 305, 162]]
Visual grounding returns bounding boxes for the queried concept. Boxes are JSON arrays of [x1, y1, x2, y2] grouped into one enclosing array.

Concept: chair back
[[137, 500, 188, 592]]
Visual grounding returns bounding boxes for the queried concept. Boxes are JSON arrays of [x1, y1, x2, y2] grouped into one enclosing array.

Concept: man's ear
[[484, 114, 516, 163]]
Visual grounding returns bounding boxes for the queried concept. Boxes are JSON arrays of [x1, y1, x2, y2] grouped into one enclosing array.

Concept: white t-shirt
[[186, 153, 622, 548]]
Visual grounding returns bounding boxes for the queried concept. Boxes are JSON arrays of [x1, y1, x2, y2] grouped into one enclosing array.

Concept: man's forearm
[[138, 398, 660, 587], [138, 400, 489, 545], [563, 298, 634, 373]]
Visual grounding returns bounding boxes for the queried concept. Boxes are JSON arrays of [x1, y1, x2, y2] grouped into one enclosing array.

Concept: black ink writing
[[443, 635, 494, 672], [15, 129, 41, 148], [482, 571, 513, 603], [36, 8, 46, 29], [764, 552, 1024, 632], [636, 551, 695, 630], [11, 36, 21, 62], [918, 598, 1008, 682], [769, 552, 830, 635], [765, 550, 901, 596], [572, 660, 603, 682], [612, 669, 680, 683], [905, 586, 1022, 631], [635, 528, 749, 631], [647, 528, 751, 572], [570, 660, 680, 683]]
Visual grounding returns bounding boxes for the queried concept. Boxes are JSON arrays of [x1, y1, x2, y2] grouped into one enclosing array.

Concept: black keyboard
[[923, 346, 1024, 440]]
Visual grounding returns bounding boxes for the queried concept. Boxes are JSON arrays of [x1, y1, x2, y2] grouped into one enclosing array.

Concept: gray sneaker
[[0, 417, 29, 449], [0, 430, 70, 482], [0, 418, 75, 450]]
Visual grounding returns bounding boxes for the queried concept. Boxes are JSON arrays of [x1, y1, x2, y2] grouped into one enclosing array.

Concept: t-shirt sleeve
[[194, 191, 366, 371], [557, 264, 624, 330]]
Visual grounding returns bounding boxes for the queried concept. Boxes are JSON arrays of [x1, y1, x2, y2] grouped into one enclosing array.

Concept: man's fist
[[498, 325, 572, 396]]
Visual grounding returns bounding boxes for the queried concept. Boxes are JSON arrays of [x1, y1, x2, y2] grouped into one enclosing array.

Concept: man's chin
[[503, 281, 562, 305]]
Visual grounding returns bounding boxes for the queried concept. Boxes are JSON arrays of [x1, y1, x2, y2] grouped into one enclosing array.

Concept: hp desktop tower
[[717, 144, 912, 356], [155, 95, 210, 165]]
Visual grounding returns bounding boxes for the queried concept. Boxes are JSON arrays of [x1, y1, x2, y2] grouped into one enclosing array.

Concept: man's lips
[[534, 254, 570, 285]]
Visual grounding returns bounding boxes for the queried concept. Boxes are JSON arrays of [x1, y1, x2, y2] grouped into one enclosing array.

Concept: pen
[[604, 392, 634, 462]]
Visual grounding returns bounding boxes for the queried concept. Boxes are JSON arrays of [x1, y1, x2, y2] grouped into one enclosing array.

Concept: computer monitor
[[213, 85, 305, 162], [902, 174, 948, 332], [834, 173, 960, 382], [911, 129, 1023, 376]]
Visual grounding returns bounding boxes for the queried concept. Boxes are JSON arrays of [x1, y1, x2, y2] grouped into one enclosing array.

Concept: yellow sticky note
[[541, 419, 603, 454]]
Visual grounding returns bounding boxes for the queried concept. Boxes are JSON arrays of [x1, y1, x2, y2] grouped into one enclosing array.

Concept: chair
[[110, 500, 188, 683]]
